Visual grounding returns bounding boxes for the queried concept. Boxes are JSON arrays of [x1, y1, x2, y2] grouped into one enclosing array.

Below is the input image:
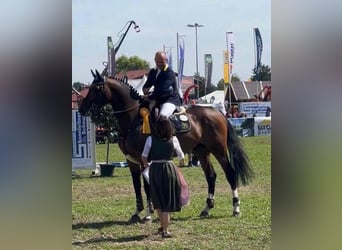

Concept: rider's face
[[154, 54, 167, 70]]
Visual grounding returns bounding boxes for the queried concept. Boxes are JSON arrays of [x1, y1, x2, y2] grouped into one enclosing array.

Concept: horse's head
[[78, 69, 109, 116]]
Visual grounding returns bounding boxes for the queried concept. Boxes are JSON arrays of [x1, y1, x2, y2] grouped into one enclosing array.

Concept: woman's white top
[[141, 136, 184, 160]]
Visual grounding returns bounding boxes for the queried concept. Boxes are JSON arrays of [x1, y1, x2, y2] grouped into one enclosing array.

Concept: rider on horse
[[141, 51, 182, 119]]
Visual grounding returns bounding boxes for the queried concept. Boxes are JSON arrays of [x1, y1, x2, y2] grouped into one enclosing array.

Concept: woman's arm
[[173, 136, 185, 166], [141, 136, 152, 167]]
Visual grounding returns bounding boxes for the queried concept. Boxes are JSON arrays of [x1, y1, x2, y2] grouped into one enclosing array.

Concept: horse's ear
[[95, 69, 104, 82], [95, 69, 101, 78], [91, 69, 96, 78]]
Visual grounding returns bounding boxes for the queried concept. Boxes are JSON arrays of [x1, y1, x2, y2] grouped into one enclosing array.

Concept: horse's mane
[[106, 75, 141, 101]]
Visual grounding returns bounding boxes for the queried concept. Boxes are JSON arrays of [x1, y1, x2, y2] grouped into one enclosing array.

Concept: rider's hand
[[143, 88, 150, 95], [142, 95, 149, 100]]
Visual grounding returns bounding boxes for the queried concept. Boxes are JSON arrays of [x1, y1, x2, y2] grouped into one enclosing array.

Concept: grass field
[[72, 136, 271, 249]]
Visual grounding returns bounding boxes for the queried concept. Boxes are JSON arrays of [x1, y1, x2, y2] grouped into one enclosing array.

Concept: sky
[[72, 0, 271, 85]]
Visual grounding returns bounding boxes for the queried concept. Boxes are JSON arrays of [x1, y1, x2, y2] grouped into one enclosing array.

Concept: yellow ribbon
[[139, 107, 151, 134]]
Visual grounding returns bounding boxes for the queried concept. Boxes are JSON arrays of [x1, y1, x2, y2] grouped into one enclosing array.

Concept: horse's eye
[[95, 85, 101, 91]]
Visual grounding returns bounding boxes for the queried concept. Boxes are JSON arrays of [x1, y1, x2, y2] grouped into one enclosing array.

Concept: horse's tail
[[227, 119, 254, 186]]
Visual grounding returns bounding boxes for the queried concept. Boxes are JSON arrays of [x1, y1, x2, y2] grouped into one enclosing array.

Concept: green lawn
[[72, 136, 271, 249]]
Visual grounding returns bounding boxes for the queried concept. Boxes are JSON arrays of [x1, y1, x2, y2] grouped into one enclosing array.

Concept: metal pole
[[195, 25, 199, 100], [176, 33, 179, 73], [187, 23, 204, 100]]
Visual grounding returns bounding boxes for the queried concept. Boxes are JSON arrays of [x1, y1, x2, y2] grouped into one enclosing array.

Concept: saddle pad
[[169, 113, 191, 133]]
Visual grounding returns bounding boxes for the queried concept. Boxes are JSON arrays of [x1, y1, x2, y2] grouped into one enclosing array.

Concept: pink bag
[[176, 167, 190, 206]]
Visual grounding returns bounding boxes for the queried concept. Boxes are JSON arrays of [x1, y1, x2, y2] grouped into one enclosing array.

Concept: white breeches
[[160, 102, 176, 118]]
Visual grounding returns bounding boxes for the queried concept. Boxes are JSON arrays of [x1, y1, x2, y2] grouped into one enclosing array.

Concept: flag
[[223, 50, 229, 84], [204, 54, 212, 88], [107, 36, 115, 77], [177, 36, 185, 97], [166, 48, 173, 70], [226, 32, 235, 82], [254, 28, 263, 78]]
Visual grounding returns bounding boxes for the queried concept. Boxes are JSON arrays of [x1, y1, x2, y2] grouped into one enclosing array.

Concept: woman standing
[[141, 116, 185, 238]]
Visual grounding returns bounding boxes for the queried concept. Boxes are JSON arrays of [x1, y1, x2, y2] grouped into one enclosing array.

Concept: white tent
[[199, 90, 225, 104], [199, 90, 226, 115], [128, 75, 147, 95]]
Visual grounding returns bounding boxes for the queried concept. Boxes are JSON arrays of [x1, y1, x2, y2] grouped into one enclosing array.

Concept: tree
[[231, 73, 241, 82], [90, 104, 119, 165], [73, 81, 85, 91], [216, 79, 225, 90], [250, 64, 271, 81], [115, 55, 150, 72]]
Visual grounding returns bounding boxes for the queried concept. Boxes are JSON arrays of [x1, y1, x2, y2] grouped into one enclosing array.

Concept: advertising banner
[[204, 54, 212, 87], [228, 118, 255, 137], [72, 110, 96, 169], [107, 36, 115, 77], [223, 50, 229, 84], [228, 117, 271, 137], [254, 117, 271, 136], [239, 101, 271, 117], [226, 32, 234, 81]]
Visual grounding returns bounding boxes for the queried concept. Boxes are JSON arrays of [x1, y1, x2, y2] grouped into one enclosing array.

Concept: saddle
[[139, 105, 191, 134]]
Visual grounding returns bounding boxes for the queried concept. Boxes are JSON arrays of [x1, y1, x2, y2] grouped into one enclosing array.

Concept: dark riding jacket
[[143, 65, 182, 106]]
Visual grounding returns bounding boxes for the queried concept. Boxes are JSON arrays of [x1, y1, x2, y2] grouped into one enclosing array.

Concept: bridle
[[87, 81, 140, 114]]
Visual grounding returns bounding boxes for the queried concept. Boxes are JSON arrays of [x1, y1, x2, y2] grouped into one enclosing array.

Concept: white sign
[[240, 102, 271, 117], [72, 110, 96, 169]]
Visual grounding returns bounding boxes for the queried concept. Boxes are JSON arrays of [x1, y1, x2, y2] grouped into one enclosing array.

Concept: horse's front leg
[[128, 161, 154, 223], [142, 176, 154, 220], [128, 163, 144, 223], [200, 163, 217, 218]]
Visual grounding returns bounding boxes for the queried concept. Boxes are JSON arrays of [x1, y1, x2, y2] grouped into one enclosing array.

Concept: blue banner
[[178, 37, 185, 95], [254, 28, 263, 76]]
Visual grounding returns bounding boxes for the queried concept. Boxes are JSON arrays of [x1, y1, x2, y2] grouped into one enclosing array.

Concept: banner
[[226, 32, 234, 82], [72, 110, 96, 169], [223, 50, 229, 84], [177, 36, 185, 97], [254, 117, 271, 136], [228, 117, 271, 137], [204, 54, 212, 88], [239, 101, 271, 117], [107, 36, 115, 77], [254, 28, 263, 78]]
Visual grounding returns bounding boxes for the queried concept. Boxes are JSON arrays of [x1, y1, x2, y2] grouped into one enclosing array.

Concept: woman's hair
[[156, 116, 173, 140]]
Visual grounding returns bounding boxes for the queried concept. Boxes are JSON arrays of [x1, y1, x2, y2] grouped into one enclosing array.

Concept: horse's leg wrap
[[200, 193, 215, 217], [206, 197, 215, 209], [233, 197, 240, 216], [144, 199, 154, 220]]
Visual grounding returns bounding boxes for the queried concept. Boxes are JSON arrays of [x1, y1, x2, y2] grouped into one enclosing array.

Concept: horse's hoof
[[148, 204, 154, 214], [200, 211, 209, 218], [137, 204, 144, 212], [232, 211, 241, 217], [128, 214, 140, 224], [141, 216, 152, 224]]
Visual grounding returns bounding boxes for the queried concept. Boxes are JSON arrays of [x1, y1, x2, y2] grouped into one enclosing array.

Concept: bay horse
[[78, 70, 253, 221]]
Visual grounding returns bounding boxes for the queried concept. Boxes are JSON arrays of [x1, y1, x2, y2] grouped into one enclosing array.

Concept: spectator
[[141, 116, 185, 238], [266, 107, 271, 117]]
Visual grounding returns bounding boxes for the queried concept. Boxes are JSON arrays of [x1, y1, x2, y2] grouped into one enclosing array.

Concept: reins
[[111, 103, 140, 114]]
